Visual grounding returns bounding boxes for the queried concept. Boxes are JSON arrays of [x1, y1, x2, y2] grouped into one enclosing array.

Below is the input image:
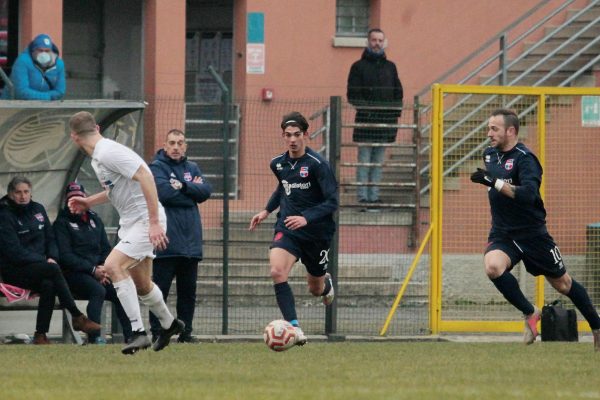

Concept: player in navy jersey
[[471, 108, 600, 350], [249, 111, 338, 346]]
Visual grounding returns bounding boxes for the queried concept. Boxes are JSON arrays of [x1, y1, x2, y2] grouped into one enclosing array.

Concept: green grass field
[[1, 341, 598, 400]]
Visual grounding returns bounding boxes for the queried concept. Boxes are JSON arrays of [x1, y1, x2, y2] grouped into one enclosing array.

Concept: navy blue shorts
[[270, 231, 330, 277], [485, 232, 567, 278]]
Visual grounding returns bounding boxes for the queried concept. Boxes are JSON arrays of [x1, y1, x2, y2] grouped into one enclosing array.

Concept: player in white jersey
[[68, 111, 184, 355]]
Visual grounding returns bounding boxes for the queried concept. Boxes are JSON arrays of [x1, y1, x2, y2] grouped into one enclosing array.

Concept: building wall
[[234, 0, 580, 101]]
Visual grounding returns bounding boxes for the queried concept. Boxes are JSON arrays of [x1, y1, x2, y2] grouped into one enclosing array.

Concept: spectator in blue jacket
[[53, 182, 133, 344], [0, 176, 100, 345], [2, 33, 66, 100], [149, 129, 212, 343]]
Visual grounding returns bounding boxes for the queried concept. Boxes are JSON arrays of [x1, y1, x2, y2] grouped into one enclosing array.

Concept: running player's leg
[[302, 240, 334, 305], [270, 246, 298, 324], [485, 242, 539, 344], [546, 273, 600, 350], [104, 249, 151, 354], [130, 258, 183, 351]]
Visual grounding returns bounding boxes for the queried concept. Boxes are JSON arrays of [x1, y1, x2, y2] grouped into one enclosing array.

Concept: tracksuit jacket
[[150, 149, 212, 260]]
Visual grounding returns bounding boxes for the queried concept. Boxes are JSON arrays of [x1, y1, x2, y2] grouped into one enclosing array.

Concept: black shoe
[[177, 333, 199, 343], [152, 319, 185, 352], [121, 330, 151, 355]]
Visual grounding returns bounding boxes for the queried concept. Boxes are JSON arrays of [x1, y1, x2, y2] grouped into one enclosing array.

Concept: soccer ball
[[263, 319, 297, 352]]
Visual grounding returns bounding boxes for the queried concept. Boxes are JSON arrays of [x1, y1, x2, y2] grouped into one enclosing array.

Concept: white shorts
[[114, 217, 167, 261]]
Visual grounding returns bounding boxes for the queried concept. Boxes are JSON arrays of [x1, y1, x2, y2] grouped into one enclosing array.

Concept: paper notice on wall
[[246, 43, 265, 74]]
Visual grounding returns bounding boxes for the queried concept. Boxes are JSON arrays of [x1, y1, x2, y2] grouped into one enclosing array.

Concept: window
[[336, 0, 369, 37]]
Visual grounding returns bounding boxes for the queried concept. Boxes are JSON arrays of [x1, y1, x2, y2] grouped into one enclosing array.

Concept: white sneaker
[[293, 326, 307, 346], [322, 273, 335, 306], [523, 306, 541, 345]]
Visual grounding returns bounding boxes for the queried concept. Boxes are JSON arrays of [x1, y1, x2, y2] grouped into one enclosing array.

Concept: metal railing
[[416, 0, 600, 195]]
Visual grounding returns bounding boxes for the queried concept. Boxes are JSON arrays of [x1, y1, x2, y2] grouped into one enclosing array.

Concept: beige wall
[[234, 0, 584, 100], [19, 0, 63, 49]]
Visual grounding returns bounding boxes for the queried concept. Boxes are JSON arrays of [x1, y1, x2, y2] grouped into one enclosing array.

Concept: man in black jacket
[[0, 176, 100, 344], [54, 182, 132, 344], [347, 28, 403, 207]]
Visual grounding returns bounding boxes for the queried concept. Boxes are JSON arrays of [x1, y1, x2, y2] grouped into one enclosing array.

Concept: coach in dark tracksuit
[[0, 176, 100, 344], [53, 182, 132, 344], [149, 129, 212, 343], [471, 108, 600, 351]]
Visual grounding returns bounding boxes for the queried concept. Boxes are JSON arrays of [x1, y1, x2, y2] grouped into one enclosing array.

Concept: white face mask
[[35, 52, 52, 67]]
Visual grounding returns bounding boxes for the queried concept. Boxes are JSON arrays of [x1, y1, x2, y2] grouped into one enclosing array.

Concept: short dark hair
[[166, 129, 186, 140], [368, 28, 384, 37], [7, 176, 31, 193], [491, 108, 519, 134], [280, 111, 309, 132]]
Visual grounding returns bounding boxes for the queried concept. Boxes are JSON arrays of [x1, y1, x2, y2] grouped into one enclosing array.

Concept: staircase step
[[194, 279, 427, 297], [203, 227, 273, 243], [198, 262, 394, 280]]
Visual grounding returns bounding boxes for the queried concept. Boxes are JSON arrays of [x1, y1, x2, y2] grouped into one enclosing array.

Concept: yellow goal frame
[[430, 84, 600, 334]]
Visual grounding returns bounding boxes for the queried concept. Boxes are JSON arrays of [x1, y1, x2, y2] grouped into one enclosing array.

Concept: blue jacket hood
[[29, 34, 60, 56]]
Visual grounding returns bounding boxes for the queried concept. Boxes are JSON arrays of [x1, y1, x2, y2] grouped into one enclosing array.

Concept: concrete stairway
[[177, 211, 429, 308]]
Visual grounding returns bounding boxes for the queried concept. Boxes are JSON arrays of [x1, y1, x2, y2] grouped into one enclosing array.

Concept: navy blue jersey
[[482, 142, 547, 240], [265, 147, 338, 241]]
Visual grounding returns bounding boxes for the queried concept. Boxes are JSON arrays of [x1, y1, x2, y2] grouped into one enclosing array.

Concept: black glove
[[470, 168, 496, 187]]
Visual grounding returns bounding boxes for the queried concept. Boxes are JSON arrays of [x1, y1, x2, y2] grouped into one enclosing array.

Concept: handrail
[[0, 67, 14, 99], [419, 7, 600, 175], [415, 0, 574, 98], [419, 52, 600, 196], [419, 0, 584, 138]]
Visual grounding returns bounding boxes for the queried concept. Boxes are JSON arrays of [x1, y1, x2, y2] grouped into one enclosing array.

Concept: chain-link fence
[[432, 85, 600, 334], [103, 95, 430, 337]]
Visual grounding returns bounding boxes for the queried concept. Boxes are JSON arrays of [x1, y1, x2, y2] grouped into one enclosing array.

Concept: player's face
[[8, 183, 32, 205], [487, 115, 510, 150], [282, 126, 308, 157], [164, 133, 187, 161], [368, 31, 385, 52]]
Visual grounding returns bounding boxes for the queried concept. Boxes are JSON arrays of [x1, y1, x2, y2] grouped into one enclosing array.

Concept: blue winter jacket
[[2, 42, 66, 100], [150, 149, 212, 259]]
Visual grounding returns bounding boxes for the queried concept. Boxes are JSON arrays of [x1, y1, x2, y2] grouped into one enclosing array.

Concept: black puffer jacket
[[347, 49, 403, 143], [0, 195, 58, 267], [53, 206, 111, 276]]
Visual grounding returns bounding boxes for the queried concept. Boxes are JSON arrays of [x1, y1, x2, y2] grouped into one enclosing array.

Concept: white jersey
[[91, 138, 165, 226]]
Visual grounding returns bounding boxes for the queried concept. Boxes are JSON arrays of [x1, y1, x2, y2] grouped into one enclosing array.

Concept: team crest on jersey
[[90, 219, 96, 229], [300, 166, 309, 178], [505, 159, 514, 170], [184, 172, 192, 181], [34, 213, 44, 222]]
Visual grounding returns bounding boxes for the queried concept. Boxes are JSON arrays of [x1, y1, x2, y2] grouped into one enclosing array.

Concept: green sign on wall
[[582, 96, 600, 127]]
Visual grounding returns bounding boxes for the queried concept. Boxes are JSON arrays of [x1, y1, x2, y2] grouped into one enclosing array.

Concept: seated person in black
[[53, 182, 133, 344], [0, 176, 101, 344]]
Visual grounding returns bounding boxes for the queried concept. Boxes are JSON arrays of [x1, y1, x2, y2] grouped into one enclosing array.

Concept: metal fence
[[101, 95, 431, 338]]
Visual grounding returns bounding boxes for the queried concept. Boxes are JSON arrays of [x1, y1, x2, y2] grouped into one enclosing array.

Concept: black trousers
[[1, 261, 81, 333], [64, 271, 132, 341], [149, 257, 198, 337]]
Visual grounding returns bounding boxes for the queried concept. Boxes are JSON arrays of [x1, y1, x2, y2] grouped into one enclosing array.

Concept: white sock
[[113, 277, 145, 332], [139, 284, 174, 329]]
